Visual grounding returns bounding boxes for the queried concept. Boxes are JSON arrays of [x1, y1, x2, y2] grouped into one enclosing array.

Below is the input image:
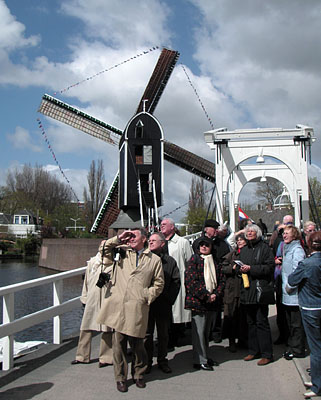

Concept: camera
[[96, 272, 111, 288]]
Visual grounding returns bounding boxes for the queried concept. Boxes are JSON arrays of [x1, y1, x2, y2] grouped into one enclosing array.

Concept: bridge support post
[[53, 281, 63, 344], [2, 293, 14, 370]]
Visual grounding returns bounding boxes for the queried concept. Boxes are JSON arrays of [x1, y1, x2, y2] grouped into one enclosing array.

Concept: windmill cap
[[204, 219, 220, 229]]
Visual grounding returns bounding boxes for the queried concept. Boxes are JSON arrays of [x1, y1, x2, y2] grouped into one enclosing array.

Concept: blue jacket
[[282, 240, 305, 306], [288, 252, 321, 309]]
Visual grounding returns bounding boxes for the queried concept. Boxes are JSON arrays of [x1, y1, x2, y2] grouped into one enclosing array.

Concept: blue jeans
[[301, 308, 321, 395]]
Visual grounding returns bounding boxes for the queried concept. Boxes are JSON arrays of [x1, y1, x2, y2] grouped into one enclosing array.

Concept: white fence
[[0, 232, 202, 372], [0, 266, 86, 371]]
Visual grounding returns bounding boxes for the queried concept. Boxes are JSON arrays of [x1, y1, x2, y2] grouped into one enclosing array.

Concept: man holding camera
[[97, 228, 164, 393]]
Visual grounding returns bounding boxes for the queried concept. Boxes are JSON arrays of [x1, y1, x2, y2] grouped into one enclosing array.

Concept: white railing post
[[3, 292, 14, 370], [53, 280, 63, 344]]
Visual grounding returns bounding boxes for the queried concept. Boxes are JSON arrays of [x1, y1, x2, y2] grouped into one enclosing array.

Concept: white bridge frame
[[204, 125, 315, 231], [0, 267, 86, 371]]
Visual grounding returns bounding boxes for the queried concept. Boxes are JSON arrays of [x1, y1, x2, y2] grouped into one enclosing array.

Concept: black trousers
[[144, 306, 171, 366], [284, 305, 306, 355], [245, 304, 273, 359]]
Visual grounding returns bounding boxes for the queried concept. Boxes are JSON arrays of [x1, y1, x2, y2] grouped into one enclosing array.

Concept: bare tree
[[183, 176, 209, 233], [3, 164, 72, 215], [255, 178, 283, 206], [83, 160, 107, 227]]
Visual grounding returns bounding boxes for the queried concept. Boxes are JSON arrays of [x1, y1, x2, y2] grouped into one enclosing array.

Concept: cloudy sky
[[1, 0, 321, 222]]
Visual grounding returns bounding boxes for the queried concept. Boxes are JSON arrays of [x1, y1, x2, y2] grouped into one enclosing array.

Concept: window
[[21, 216, 28, 224], [135, 145, 152, 165], [135, 120, 144, 138], [143, 146, 152, 164], [14, 216, 19, 224]]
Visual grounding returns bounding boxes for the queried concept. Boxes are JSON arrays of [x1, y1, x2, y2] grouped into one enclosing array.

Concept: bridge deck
[[0, 306, 310, 400]]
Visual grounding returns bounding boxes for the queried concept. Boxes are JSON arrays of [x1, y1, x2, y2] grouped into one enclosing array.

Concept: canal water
[[0, 259, 84, 343]]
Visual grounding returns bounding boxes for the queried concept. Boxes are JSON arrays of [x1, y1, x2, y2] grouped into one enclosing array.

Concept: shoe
[[283, 351, 305, 360], [145, 364, 152, 374], [193, 363, 213, 371], [158, 364, 172, 373], [116, 381, 128, 393], [71, 360, 88, 365], [244, 354, 258, 361], [134, 378, 146, 388], [257, 358, 273, 366], [99, 362, 112, 368], [283, 351, 294, 360], [304, 382, 313, 388], [207, 358, 219, 367], [304, 390, 318, 398]]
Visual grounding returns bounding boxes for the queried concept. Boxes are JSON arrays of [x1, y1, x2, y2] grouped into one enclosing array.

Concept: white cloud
[[60, 0, 171, 48], [7, 126, 42, 152], [190, 0, 321, 163], [0, 0, 39, 51]]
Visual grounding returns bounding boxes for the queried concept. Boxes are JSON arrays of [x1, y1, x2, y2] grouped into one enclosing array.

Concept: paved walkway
[[0, 307, 311, 400]]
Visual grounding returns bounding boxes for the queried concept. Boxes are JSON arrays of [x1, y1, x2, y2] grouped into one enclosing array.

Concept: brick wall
[[39, 238, 103, 271]]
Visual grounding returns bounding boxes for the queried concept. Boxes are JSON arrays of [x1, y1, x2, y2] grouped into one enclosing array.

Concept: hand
[[275, 257, 282, 265], [118, 230, 134, 243], [208, 294, 216, 302], [240, 264, 251, 273]]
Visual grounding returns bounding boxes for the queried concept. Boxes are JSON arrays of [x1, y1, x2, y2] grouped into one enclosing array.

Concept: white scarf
[[201, 254, 217, 293]]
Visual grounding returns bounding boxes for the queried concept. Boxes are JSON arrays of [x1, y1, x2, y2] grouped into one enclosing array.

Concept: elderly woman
[[287, 231, 321, 399], [221, 233, 247, 352], [281, 225, 306, 360], [239, 224, 275, 366], [185, 236, 225, 371]]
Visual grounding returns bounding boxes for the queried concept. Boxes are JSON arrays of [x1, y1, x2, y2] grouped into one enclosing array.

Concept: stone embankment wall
[[39, 239, 103, 271]]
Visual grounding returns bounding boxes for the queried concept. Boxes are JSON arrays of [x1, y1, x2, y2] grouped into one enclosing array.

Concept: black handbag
[[256, 280, 275, 304]]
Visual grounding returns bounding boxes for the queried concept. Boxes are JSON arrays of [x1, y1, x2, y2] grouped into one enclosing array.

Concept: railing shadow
[[0, 336, 79, 389]]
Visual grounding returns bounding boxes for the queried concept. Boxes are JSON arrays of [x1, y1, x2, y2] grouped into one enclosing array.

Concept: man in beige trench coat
[[97, 228, 164, 393]]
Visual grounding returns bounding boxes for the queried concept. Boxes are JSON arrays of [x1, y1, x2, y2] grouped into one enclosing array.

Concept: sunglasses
[[199, 242, 211, 247]]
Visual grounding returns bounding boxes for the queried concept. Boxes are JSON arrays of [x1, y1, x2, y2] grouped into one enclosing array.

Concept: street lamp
[[70, 218, 80, 231]]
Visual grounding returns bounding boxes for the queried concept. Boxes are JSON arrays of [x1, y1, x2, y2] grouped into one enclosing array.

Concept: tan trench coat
[[80, 252, 113, 332], [168, 233, 192, 323], [96, 236, 164, 338]]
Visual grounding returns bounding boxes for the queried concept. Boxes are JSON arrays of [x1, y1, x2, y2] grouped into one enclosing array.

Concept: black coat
[[185, 253, 225, 313], [239, 238, 275, 304], [150, 252, 181, 315]]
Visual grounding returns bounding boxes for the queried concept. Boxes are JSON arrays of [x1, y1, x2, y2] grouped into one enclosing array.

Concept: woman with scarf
[[185, 236, 225, 371]]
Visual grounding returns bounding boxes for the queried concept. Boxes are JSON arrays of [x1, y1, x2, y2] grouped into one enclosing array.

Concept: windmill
[[38, 48, 215, 234]]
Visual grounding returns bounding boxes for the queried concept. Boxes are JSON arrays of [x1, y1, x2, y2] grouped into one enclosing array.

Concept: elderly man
[[160, 218, 192, 346], [144, 232, 180, 374], [97, 228, 164, 393]]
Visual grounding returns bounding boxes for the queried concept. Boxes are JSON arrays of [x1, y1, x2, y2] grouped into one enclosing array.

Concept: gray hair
[[162, 218, 175, 227], [244, 224, 262, 240], [150, 232, 166, 243]]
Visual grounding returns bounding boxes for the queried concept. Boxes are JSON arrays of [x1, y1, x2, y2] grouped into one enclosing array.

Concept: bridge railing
[[0, 266, 86, 371]]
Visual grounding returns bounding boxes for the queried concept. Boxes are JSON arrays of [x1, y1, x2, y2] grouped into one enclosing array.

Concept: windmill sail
[[38, 48, 215, 235]]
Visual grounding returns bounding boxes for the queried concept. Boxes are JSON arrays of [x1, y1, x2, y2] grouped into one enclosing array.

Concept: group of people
[[70, 216, 321, 398]]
